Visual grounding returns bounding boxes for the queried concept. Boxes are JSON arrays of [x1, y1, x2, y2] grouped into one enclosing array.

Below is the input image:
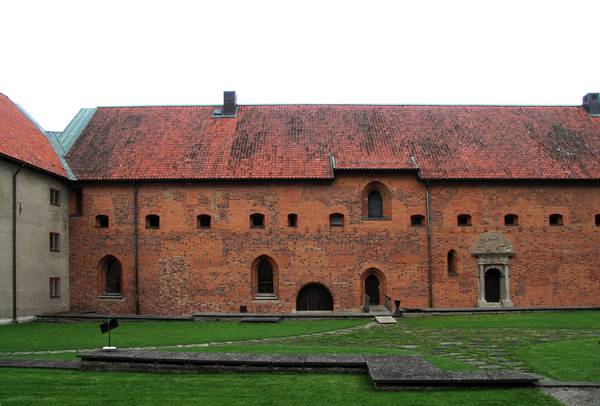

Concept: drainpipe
[[12, 166, 23, 322], [425, 182, 434, 308], [133, 183, 140, 314]]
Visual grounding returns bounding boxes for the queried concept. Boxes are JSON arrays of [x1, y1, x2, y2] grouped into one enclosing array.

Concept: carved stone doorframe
[[472, 232, 515, 308]]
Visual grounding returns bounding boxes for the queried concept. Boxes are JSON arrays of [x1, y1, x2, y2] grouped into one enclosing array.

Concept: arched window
[[411, 214, 425, 227], [549, 214, 563, 226], [504, 214, 519, 226], [361, 182, 391, 219], [257, 260, 274, 294], [457, 214, 472, 226], [252, 256, 277, 298], [447, 250, 458, 276], [250, 213, 265, 228], [287, 213, 298, 227], [596, 214, 600, 226], [146, 214, 160, 229], [197, 214, 211, 229], [329, 213, 344, 227], [102, 256, 122, 295], [96, 215, 109, 228], [367, 190, 383, 218]]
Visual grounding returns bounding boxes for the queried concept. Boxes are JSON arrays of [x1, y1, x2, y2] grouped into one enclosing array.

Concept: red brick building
[[59, 92, 600, 315]]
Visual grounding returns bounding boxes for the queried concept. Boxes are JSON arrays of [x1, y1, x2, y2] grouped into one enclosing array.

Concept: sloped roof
[[0, 93, 67, 177], [64, 104, 600, 181]]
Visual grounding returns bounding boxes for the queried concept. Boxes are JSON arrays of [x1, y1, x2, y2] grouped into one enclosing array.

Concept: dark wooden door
[[365, 275, 380, 305], [296, 284, 333, 311], [484, 269, 501, 302]]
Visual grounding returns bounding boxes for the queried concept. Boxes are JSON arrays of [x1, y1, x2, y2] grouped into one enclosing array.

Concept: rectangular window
[[72, 189, 83, 216], [49, 232, 60, 252], [49, 278, 60, 298], [50, 188, 61, 206]]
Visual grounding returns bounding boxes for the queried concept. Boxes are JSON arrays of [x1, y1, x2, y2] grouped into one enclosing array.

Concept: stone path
[[75, 349, 538, 390]]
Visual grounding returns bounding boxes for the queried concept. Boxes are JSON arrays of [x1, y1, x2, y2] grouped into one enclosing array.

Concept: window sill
[[250, 226, 265, 229], [253, 294, 278, 301], [98, 294, 124, 301], [361, 217, 391, 221]]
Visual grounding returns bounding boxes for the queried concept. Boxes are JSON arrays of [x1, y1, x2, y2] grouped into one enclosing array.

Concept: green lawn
[[0, 368, 559, 406], [401, 310, 600, 329], [1, 311, 599, 387], [513, 337, 600, 381], [0, 319, 365, 353]]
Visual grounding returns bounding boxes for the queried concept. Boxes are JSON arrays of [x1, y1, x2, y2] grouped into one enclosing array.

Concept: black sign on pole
[[99, 317, 119, 348]]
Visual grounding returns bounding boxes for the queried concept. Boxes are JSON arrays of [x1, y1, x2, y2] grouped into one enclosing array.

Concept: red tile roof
[[0, 93, 67, 177], [65, 104, 600, 181]]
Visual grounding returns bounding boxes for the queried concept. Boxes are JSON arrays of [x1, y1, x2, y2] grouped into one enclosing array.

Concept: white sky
[[1, 0, 598, 131]]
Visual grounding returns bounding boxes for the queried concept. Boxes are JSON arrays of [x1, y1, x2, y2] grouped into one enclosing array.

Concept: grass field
[[0, 368, 559, 406], [1, 311, 599, 405], [513, 337, 600, 381], [0, 319, 365, 352]]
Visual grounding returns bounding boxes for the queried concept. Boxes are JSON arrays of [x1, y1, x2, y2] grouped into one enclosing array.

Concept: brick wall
[[69, 174, 600, 315], [429, 181, 600, 307]]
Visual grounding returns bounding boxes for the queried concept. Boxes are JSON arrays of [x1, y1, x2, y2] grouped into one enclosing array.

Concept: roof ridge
[[95, 103, 583, 109]]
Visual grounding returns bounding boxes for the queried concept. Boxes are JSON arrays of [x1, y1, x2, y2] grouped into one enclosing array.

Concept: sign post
[[100, 315, 119, 350]]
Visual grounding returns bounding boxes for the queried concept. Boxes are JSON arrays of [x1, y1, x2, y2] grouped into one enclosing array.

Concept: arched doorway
[[484, 268, 501, 303], [365, 274, 380, 305], [296, 283, 333, 311], [99, 256, 122, 296]]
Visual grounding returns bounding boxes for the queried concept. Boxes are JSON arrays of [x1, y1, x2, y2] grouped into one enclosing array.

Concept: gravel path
[[542, 388, 600, 406]]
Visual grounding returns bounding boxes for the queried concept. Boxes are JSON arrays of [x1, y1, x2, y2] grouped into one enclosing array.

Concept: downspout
[[133, 183, 140, 314], [425, 182, 434, 308], [12, 166, 23, 322]]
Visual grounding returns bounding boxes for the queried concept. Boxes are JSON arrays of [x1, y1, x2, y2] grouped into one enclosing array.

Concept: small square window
[[49, 278, 60, 298], [457, 214, 472, 226], [411, 215, 425, 227], [197, 215, 211, 228], [146, 214, 160, 229], [49, 232, 60, 252], [250, 213, 265, 228], [96, 215, 109, 228], [329, 213, 344, 227], [504, 214, 519, 226], [50, 188, 61, 206], [549, 214, 563, 226]]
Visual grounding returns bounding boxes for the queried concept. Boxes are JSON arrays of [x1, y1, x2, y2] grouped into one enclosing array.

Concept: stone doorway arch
[[484, 268, 501, 303], [296, 283, 334, 311], [361, 268, 386, 306], [472, 232, 514, 308]]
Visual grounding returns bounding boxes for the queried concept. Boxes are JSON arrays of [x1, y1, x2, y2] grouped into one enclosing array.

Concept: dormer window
[[250, 213, 265, 228], [457, 214, 472, 226], [146, 214, 160, 229]]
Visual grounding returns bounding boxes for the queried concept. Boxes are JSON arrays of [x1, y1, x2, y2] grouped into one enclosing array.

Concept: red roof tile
[[65, 104, 600, 181], [0, 93, 67, 177]]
